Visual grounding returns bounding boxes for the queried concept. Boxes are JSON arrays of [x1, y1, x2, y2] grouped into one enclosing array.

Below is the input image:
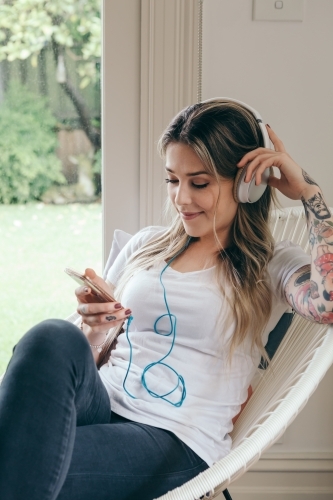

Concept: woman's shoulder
[[269, 239, 310, 272], [271, 240, 309, 262], [135, 225, 168, 239], [103, 226, 167, 279], [114, 225, 167, 249]]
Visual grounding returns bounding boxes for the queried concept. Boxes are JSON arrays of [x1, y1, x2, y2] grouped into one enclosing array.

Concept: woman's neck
[[169, 233, 231, 273], [193, 229, 232, 254]]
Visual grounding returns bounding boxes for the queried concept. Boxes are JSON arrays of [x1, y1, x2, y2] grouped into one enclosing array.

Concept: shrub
[[0, 82, 65, 203]]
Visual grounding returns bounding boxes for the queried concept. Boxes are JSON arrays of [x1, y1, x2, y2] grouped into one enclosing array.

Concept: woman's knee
[[15, 319, 90, 361]]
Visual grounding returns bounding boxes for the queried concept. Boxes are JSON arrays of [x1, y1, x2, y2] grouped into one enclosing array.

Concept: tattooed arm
[[284, 186, 333, 323], [237, 126, 333, 324]]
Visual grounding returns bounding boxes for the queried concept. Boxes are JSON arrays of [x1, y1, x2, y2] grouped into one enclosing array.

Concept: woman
[[0, 99, 332, 500]]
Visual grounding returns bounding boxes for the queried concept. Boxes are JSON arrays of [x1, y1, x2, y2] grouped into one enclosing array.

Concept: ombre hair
[[115, 99, 277, 358]]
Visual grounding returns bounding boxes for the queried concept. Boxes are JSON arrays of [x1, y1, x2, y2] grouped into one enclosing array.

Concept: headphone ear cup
[[233, 168, 245, 203]]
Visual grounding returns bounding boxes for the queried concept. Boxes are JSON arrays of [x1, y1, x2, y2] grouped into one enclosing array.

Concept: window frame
[[102, 0, 199, 264]]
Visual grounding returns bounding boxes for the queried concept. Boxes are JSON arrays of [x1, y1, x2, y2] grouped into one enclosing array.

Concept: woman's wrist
[[80, 321, 109, 348], [300, 186, 332, 230], [88, 332, 109, 353], [299, 184, 322, 202]]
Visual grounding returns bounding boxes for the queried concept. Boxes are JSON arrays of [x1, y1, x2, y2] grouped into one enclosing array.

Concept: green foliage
[[0, 0, 101, 88], [0, 82, 65, 203]]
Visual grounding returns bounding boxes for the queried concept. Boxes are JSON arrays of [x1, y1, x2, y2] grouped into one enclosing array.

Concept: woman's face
[[165, 142, 238, 246]]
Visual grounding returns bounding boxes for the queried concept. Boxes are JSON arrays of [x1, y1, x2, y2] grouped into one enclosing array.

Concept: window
[[0, 0, 102, 373]]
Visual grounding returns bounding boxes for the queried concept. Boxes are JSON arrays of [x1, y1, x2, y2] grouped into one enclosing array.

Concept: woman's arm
[[284, 185, 333, 323], [237, 126, 333, 324]]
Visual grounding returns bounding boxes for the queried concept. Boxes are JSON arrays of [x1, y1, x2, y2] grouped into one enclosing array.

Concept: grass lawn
[[0, 202, 102, 374]]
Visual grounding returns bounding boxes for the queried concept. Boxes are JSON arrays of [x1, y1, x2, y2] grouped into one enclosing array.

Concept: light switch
[[253, 0, 304, 21]]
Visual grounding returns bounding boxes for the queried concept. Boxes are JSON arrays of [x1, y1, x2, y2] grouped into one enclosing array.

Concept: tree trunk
[[38, 47, 48, 96], [52, 40, 101, 150]]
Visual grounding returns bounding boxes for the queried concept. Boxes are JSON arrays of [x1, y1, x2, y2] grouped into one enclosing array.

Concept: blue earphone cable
[[123, 239, 191, 407]]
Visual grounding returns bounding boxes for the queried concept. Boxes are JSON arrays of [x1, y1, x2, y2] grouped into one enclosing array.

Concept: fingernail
[[114, 303, 122, 309], [125, 309, 132, 315], [266, 124, 271, 128]]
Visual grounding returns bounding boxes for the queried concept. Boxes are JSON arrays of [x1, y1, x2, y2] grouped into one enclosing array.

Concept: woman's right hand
[[75, 269, 132, 352]]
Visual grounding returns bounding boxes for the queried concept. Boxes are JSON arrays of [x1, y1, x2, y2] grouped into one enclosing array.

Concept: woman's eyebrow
[[165, 167, 211, 177]]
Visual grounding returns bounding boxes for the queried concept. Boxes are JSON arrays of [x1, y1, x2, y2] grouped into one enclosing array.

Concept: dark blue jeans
[[0, 320, 208, 500]]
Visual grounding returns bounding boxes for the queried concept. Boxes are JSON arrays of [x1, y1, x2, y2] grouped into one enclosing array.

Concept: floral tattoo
[[285, 264, 333, 323], [309, 220, 333, 249]]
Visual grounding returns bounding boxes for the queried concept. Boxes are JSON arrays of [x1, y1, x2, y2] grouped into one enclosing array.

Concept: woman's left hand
[[237, 125, 318, 201]]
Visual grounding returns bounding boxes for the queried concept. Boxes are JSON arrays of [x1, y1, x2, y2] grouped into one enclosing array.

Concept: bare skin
[[165, 142, 237, 271]]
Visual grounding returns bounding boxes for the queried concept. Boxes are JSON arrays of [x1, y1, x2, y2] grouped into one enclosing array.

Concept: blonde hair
[[116, 100, 276, 359]]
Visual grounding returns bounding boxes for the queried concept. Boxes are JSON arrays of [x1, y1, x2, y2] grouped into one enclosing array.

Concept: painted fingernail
[[266, 124, 271, 128], [114, 303, 122, 309], [125, 309, 132, 315], [106, 315, 116, 321]]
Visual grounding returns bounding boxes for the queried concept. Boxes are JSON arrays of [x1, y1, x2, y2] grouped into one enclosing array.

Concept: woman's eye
[[165, 179, 209, 189]]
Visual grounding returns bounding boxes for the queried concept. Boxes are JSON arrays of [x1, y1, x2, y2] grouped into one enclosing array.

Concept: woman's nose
[[174, 183, 192, 206]]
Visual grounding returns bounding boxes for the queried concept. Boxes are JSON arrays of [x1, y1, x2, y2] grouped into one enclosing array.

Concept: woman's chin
[[182, 222, 206, 238]]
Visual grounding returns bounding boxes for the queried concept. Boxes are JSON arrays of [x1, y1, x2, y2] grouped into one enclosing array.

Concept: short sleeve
[[102, 229, 132, 280], [268, 240, 311, 302], [105, 226, 167, 286]]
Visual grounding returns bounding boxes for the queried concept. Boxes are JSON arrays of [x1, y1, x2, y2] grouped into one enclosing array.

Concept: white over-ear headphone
[[202, 97, 271, 203]]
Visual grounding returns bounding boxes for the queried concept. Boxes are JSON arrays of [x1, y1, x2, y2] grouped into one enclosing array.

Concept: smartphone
[[65, 267, 116, 303]]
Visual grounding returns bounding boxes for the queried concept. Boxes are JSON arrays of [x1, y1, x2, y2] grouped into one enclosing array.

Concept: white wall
[[202, 1, 333, 497], [202, 0, 333, 209]]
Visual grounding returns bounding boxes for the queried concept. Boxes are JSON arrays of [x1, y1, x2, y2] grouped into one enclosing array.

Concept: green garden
[[0, 1, 102, 374], [0, 202, 102, 373]]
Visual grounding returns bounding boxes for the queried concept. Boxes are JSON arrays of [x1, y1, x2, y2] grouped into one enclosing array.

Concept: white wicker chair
[[1, 208, 332, 500], [154, 206, 333, 500]]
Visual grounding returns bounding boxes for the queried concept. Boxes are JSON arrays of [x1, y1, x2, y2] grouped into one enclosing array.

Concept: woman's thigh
[[57, 417, 209, 500]]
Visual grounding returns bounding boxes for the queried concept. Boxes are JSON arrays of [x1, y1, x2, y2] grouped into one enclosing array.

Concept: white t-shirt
[[99, 226, 310, 466]]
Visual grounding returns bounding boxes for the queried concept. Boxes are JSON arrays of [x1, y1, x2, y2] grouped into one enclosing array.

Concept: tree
[[0, 0, 101, 149], [0, 81, 65, 203]]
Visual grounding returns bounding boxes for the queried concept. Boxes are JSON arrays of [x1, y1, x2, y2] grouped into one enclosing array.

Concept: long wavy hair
[[115, 99, 276, 358]]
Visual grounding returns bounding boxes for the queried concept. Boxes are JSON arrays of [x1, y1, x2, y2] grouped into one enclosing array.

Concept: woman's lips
[[180, 212, 202, 220]]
